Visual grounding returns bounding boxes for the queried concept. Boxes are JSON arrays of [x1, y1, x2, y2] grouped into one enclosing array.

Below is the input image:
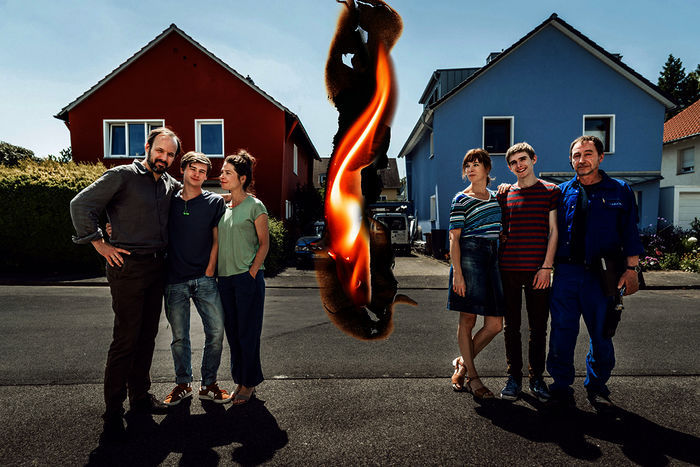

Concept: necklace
[[183, 199, 190, 216]]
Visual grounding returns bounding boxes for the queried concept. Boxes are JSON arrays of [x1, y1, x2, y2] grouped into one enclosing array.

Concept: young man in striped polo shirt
[[497, 142, 560, 402]]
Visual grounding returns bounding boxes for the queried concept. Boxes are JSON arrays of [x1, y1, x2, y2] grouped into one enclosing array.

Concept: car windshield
[[376, 216, 405, 230]]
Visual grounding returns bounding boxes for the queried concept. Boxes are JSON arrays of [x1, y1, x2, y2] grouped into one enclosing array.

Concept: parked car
[[372, 212, 414, 254], [294, 221, 325, 267]]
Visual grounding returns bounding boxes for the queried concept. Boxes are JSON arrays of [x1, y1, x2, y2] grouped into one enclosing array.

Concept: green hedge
[[0, 160, 290, 276], [0, 160, 106, 274], [264, 217, 290, 277]]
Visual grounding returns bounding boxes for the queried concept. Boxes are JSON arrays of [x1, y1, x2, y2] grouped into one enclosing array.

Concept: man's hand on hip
[[91, 238, 130, 267]]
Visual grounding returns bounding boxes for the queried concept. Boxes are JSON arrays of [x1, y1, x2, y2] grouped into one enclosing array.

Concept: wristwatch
[[627, 265, 641, 273]]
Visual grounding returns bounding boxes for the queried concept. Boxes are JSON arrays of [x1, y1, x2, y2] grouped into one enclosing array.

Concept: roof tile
[[664, 98, 700, 143]]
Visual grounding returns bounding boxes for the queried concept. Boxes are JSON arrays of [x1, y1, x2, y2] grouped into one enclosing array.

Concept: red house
[[55, 24, 320, 219]]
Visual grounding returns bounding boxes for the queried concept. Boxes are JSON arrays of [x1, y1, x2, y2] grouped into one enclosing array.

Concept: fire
[[324, 44, 393, 306]]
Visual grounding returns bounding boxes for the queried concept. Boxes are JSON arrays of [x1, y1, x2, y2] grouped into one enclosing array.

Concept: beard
[[146, 149, 169, 174]]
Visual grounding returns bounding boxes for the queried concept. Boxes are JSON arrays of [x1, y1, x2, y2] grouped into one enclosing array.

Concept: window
[[679, 147, 695, 174], [429, 131, 434, 158], [293, 144, 298, 175], [195, 119, 224, 157], [429, 195, 437, 221], [104, 120, 164, 158], [482, 117, 513, 154], [285, 200, 293, 219], [379, 195, 388, 201], [319, 173, 327, 186], [583, 115, 615, 153]]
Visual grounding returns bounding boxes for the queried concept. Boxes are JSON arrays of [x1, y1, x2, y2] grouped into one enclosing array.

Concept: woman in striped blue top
[[448, 148, 505, 399]]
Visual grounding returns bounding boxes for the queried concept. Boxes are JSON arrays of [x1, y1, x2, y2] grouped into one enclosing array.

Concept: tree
[[658, 54, 700, 118], [48, 147, 72, 163], [0, 141, 36, 166], [291, 183, 324, 234]]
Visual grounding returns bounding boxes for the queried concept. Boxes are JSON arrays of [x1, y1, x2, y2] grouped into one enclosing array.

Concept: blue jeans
[[164, 275, 225, 386], [547, 264, 615, 396], [218, 271, 265, 387]]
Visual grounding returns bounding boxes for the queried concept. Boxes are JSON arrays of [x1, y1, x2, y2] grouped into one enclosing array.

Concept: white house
[[660, 98, 700, 229]]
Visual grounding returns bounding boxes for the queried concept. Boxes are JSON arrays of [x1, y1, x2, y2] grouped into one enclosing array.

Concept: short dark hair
[[147, 127, 181, 157], [462, 148, 493, 184], [224, 149, 256, 192], [570, 135, 604, 157], [506, 142, 535, 162], [180, 151, 212, 175]]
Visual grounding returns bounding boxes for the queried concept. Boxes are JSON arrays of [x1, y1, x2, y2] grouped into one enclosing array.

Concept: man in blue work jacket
[[547, 135, 643, 413]]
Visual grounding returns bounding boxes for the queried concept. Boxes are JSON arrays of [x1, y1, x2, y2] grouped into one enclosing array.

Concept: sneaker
[[587, 391, 615, 415], [199, 382, 232, 404], [529, 378, 552, 402], [130, 393, 169, 414], [163, 384, 193, 406], [500, 376, 522, 401]]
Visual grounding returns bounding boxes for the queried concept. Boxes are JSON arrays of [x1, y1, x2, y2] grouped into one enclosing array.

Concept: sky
[[2, 0, 699, 178]]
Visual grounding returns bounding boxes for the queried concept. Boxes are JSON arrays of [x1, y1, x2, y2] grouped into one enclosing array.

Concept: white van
[[372, 212, 414, 254]]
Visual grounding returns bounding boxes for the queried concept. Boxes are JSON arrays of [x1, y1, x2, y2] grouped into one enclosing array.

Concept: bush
[[659, 252, 681, 270], [0, 159, 107, 274], [680, 251, 700, 273], [264, 217, 290, 277], [0, 141, 37, 166]]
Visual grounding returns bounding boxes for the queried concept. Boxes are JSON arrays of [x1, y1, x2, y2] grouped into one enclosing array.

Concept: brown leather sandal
[[465, 377, 494, 399], [450, 357, 466, 392]]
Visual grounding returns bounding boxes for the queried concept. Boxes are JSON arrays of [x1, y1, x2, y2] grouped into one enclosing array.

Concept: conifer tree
[[658, 54, 700, 118]]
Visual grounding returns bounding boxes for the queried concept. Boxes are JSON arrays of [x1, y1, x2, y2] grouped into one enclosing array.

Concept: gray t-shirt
[[70, 160, 181, 254]]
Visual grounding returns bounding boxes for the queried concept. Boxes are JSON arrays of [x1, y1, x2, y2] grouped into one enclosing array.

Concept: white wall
[[661, 135, 700, 187]]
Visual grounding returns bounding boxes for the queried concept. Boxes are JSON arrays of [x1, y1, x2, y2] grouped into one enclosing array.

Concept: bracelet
[[538, 267, 553, 270]]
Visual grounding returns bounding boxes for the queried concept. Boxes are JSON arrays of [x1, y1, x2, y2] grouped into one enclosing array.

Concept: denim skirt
[[447, 236, 505, 316]]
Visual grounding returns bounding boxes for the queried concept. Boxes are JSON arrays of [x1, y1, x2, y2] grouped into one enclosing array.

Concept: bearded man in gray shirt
[[70, 127, 181, 441]]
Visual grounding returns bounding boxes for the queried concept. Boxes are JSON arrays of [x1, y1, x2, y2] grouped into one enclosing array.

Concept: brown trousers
[[103, 255, 165, 419], [500, 270, 550, 381]]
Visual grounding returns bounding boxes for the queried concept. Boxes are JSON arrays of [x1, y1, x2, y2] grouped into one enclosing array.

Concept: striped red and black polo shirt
[[498, 180, 560, 272]]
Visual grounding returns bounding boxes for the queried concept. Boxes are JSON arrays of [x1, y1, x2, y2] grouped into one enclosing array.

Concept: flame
[[324, 44, 394, 306]]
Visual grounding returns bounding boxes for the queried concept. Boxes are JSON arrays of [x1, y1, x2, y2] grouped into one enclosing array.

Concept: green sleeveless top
[[217, 196, 268, 276]]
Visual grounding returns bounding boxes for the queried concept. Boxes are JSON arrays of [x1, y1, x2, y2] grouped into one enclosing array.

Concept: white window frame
[[429, 131, 434, 158], [482, 116, 514, 155], [103, 119, 164, 158], [194, 119, 225, 158], [285, 199, 293, 219], [293, 144, 298, 175], [319, 173, 327, 186], [429, 195, 437, 221], [582, 114, 615, 154], [678, 146, 695, 174]]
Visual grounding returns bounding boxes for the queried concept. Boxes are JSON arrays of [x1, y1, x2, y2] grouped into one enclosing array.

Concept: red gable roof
[[664, 98, 700, 143]]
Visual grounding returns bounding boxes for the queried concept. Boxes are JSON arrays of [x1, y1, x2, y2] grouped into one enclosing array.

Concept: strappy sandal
[[233, 388, 255, 406], [451, 357, 466, 392], [465, 377, 494, 399]]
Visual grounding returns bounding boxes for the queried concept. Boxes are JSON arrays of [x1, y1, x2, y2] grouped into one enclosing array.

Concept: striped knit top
[[497, 180, 560, 271], [448, 190, 501, 239]]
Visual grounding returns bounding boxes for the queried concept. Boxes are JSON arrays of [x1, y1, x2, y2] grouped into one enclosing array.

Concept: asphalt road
[[1, 256, 699, 466]]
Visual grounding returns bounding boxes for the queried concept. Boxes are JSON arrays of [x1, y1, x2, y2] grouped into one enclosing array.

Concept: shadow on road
[[86, 396, 288, 466], [474, 396, 700, 466]]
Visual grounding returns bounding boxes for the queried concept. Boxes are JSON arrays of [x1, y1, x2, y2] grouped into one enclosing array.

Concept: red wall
[[66, 31, 315, 219]]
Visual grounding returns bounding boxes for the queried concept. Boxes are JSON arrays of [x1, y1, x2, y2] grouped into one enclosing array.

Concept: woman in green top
[[217, 150, 269, 405]]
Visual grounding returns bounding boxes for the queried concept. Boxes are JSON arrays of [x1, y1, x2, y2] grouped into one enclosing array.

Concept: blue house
[[398, 14, 674, 249]]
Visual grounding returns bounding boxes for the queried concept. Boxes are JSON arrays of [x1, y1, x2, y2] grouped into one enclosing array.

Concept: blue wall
[[405, 23, 666, 240]]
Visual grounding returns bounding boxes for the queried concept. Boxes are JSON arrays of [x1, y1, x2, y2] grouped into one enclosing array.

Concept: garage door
[[679, 192, 700, 228]]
